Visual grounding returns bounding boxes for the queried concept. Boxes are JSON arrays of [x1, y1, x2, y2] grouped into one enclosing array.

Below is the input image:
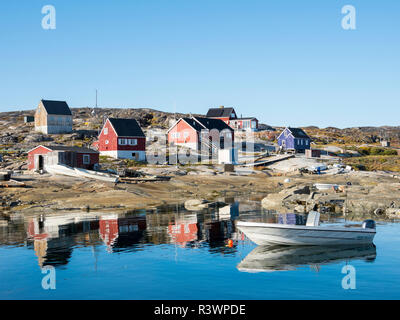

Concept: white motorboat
[[236, 212, 376, 246], [237, 244, 376, 273], [313, 183, 339, 191], [46, 164, 118, 183], [74, 167, 118, 183]]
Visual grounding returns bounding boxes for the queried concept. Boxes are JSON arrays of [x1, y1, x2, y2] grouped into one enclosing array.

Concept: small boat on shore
[[46, 164, 118, 183], [74, 167, 118, 183], [236, 212, 376, 246], [313, 183, 339, 190]]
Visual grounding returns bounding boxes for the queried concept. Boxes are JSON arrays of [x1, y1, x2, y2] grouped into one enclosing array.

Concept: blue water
[[0, 202, 399, 300]]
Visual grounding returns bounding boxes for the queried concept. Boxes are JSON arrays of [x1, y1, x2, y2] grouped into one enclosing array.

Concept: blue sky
[[0, 0, 399, 128]]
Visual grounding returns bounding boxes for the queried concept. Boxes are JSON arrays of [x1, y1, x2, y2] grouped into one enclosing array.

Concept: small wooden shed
[[306, 149, 321, 158], [28, 145, 99, 171]]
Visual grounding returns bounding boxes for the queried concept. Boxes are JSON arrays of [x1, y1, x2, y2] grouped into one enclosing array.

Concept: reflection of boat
[[237, 212, 376, 245], [237, 244, 377, 272]]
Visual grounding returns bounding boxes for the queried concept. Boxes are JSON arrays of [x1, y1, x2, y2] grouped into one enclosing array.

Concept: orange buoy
[[227, 239, 234, 248]]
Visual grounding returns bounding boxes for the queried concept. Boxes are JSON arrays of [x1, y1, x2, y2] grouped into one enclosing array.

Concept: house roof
[[206, 107, 236, 119], [167, 116, 234, 134], [180, 118, 206, 132], [41, 100, 72, 116], [277, 127, 311, 140], [234, 117, 258, 120], [107, 118, 145, 137], [194, 117, 234, 131], [28, 145, 99, 154], [288, 127, 310, 139]]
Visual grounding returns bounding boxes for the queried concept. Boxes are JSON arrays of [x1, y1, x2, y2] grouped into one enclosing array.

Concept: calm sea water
[[1, 200, 399, 300]]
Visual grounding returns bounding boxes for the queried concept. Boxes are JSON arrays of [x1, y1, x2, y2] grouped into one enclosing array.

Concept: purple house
[[277, 127, 311, 152]]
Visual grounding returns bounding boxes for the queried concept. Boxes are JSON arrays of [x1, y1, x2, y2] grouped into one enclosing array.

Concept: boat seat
[[306, 211, 320, 227]]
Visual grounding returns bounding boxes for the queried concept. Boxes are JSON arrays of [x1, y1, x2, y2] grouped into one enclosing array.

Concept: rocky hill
[[0, 107, 399, 170]]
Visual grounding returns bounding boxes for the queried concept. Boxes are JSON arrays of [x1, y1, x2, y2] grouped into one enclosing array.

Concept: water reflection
[[0, 202, 380, 273], [0, 201, 244, 268], [237, 244, 377, 273]]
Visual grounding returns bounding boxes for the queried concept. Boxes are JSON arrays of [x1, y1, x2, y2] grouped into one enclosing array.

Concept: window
[[105, 140, 109, 145], [171, 132, 180, 139], [128, 139, 137, 146], [104, 127, 108, 135], [183, 132, 189, 139], [83, 155, 90, 164], [118, 138, 127, 145]]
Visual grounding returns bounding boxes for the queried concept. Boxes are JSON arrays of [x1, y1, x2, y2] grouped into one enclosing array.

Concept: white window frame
[[105, 140, 109, 145], [83, 155, 90, 165], [118, 138, 127, 145], [128, 139, 138, 146], [104, 127, 108, 135]]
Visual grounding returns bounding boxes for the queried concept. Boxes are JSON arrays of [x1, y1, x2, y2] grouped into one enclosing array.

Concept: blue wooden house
[[277, 127, 311, 152]]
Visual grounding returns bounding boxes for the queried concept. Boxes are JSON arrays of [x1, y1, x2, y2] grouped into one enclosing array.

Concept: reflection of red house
[[168, 222, 198, 246], [99, 217, 119, 249], [27, 219, 49, 240]]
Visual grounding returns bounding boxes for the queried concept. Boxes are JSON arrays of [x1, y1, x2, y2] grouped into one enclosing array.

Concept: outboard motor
[[362, 219, 376, 230]]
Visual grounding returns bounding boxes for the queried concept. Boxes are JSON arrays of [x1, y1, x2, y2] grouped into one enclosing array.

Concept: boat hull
[[237, 222, 376, 246]]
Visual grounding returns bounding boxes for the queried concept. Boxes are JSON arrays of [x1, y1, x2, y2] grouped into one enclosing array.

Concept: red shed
[[28, 145, 99, 171], [98, 118, 146, 161]]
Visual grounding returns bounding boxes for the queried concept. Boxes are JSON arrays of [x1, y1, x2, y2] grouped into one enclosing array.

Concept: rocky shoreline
[[1, 166, 400, 222]]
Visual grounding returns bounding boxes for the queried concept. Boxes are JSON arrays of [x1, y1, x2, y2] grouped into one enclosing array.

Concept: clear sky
[[0, 0, 399, 128]]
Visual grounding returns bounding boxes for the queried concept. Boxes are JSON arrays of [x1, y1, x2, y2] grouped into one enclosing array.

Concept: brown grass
[[344, 156, 400, 172]]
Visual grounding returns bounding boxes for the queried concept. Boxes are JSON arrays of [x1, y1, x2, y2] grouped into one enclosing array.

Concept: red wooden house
[[27, 145, 99, 171], [97, 118, 146, 161], [167, 116, 234, 151]]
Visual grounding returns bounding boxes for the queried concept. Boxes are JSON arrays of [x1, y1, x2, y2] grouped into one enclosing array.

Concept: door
[[38, 155, 44, 170]]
